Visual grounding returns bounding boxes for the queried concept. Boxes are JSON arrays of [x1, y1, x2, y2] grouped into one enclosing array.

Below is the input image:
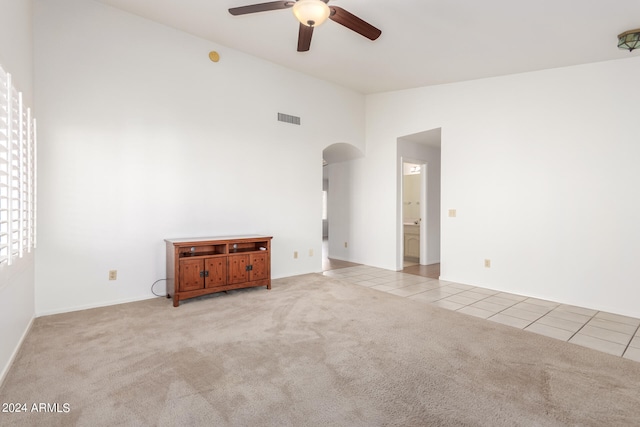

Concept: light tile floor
[[322, 265, 640, 362]]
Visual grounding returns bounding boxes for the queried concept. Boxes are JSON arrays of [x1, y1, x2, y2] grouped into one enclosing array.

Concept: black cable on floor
[[151, 279, 168, 297]]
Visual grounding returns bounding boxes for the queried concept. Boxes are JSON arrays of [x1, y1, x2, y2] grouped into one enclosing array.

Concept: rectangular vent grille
[[278, 112, 301, 125]]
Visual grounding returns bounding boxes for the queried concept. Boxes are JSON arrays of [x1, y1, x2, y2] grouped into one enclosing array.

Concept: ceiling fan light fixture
[[292, 0, 330, 27], [617, 28, 640, 52]]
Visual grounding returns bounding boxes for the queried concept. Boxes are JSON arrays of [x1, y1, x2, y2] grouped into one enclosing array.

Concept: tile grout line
[[622, 322, 640, 357], [520, 308, 557, 331], [566, 311, 600, 342], [479, 295, 551, 328], [461, 291, 518, 319]]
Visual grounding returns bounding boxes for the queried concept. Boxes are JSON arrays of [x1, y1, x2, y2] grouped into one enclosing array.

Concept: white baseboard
[[36, 294, 158, 317], [0, 315, 35, 388]]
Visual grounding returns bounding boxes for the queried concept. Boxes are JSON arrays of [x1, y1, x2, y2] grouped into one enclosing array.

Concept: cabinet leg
[[173, 295, 179, 307]]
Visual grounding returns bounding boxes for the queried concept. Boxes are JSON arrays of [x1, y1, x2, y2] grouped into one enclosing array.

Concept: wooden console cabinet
[[165, 235, 272, 307]]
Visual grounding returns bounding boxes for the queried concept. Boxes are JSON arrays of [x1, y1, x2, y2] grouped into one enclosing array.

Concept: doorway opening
[[397, 128, 442, 276], [402, 161, 424, 266], [322, 142, 364, 271]]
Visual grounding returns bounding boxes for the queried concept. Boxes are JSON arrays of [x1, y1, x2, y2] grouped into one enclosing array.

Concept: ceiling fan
[[228, 0, 382, 52]]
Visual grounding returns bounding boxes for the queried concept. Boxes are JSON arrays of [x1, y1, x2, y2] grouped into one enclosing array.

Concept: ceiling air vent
[[278, 112, 301, 125]]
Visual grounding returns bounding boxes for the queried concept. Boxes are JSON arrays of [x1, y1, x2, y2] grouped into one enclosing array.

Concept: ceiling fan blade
[[229, 1, 294, 16], [297, 23, 314, 52], [329, 6, 381, 41]]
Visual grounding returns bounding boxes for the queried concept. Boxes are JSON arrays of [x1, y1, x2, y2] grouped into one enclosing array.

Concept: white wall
[[0, 0, 33, 103], [0, 0, 35, 385], [33, 0, 365, 315], [358, 57, 640, 318]]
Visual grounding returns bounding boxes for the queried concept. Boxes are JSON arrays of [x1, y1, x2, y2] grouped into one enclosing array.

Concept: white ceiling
[[94, 0, 640, 94]]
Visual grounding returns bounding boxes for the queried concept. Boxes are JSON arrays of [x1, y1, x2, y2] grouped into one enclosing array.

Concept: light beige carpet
[[1, 273, 640, 426]]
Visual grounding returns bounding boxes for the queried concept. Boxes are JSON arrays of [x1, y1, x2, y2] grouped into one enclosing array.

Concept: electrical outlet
[[484, 259, 491, 268], [344, 242, 348, 248], [449, 209, 457, 217], [309, 249, 313, 257], [294, 251, 298, 259], [108, 270, 117, 280]]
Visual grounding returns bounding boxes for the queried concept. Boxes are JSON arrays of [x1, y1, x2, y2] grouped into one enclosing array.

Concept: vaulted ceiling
[[95, 0, 640, 94]]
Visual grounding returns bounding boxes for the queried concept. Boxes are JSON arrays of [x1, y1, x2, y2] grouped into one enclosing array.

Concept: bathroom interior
[[403, 162, 422, 266]]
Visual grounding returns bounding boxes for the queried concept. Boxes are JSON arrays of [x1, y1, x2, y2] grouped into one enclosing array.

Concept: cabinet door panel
[[249, 253, 268, 281], [228, 255, 248, 284], [179, 258, 204, 291], [405, 235, 420, 258], [205, 257, 227, 288]]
